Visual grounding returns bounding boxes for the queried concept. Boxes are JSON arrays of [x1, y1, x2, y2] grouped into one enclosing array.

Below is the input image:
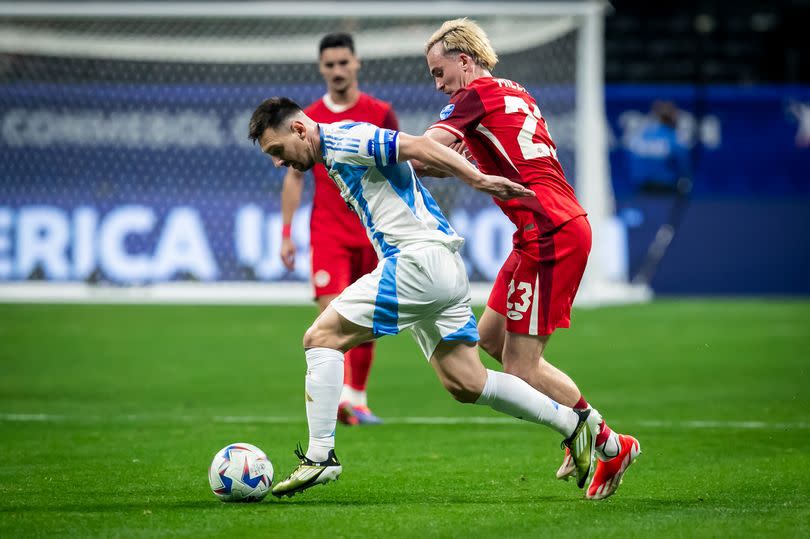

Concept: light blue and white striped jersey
[[319, 122, 463, 258]]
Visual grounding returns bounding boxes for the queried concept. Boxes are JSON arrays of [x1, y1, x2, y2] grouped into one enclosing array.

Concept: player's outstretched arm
[[280, 168, 305, 270], [409, 127, 462, 178], [398, 133, 534, 201]]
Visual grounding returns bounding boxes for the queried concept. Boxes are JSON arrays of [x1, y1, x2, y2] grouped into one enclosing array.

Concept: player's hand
[[449, 140, 473, 162], [280, 238, 296, 271], [476, 174, 536, 201]]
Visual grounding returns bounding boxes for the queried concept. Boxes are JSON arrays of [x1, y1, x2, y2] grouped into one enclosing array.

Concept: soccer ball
[[208, 442, 274, 502]]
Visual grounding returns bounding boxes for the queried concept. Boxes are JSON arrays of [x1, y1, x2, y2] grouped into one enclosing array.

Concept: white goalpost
[[0, 1, 651, 306]]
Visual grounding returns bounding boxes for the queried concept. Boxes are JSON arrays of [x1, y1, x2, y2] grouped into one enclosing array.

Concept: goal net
[[0, 1, 650, 305]]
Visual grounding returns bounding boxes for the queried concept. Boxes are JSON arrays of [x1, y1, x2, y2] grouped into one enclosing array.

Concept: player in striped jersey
[[280, 33, 399, 426], [248, 97, 602, 498]]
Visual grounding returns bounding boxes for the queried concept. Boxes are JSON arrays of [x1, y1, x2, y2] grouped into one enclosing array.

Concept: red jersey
[[305, 92, 398, 248], [429, 77, 585, 238]]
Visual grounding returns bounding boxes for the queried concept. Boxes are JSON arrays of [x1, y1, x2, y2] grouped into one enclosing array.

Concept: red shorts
[[487, 215, 591, 336], [310, 241, 378, 299]]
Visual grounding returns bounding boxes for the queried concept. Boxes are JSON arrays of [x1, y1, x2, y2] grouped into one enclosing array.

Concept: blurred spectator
[[627, 101, 692, 195]]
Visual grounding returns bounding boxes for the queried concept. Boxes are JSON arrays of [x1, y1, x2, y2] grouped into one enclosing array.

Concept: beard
[[330, 78, 352, 93], [294, 156, 316, 171]]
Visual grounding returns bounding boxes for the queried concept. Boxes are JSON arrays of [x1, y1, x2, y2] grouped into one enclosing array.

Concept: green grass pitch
[[1, 300, 808, 537]]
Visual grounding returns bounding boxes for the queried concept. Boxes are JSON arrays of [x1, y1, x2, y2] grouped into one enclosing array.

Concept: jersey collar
[[451, 75, 492, 98], [323, 92, 360, 113], [318, 123, 336, 166]]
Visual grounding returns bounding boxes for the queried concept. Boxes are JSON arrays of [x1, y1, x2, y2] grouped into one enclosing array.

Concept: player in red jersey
[[418, 19, 640, 499], [280, 33, 398, 426]]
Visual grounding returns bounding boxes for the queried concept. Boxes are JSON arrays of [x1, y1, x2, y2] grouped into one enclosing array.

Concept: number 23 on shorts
[[506, 279, 533, 321]]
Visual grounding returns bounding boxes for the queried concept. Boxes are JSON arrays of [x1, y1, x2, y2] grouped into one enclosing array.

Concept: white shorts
[[330, 243, 479, 359]]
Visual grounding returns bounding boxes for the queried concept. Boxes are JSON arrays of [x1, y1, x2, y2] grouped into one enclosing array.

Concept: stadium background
[[1, 0, 807, 297]]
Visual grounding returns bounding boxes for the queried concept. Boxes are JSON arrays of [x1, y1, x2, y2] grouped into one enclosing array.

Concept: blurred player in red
[[417, 18, 640, 500], [280, 33, 398, 425]]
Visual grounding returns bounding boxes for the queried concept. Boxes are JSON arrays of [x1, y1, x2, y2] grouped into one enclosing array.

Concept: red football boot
[[337, 401, 359, 426], [586, 434, 641, 500]]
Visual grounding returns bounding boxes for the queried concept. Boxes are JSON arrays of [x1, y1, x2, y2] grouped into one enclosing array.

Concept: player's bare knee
[[445, 383, 479, 404], [441, 376, 480, 404]]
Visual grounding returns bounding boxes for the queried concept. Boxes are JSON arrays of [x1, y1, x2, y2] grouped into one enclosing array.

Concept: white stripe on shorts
[[529, 273, 540, 335]]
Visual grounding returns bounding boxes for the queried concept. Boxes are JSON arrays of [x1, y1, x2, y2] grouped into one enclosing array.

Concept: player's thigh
[[330, 256, 401, 340], [477, 250, 518, 360], [486, 249, 519, 318], [403, 247, 478, 359], [429, 340, 487, 403], [304, 304, 375, 352], [311, 242, 353, 300], [532, 215, 591, 334], [477, 306, 506, 363], [499, 217, 590, 341], [551, 215, 591, 310]]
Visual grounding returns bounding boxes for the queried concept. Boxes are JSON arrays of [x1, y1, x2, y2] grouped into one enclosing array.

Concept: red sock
[[344, 342, 375, 391], [595, 420, 613, 446], [574, 395, 614, 446]]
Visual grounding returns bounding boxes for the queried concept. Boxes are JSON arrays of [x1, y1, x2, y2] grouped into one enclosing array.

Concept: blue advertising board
[[605, 84, 810, 294], [1, 82, 807, 293]]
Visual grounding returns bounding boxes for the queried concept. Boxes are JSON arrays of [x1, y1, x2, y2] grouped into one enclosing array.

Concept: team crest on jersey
[[313, 270, 331, 288], [439, 104, 455, 120]]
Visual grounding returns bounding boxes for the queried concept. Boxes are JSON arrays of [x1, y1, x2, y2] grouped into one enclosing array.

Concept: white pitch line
[[0, 413, 66, 422], [637, 420, 810, 430], [1, 413, 808, 430], [216, 415, 519, 425]]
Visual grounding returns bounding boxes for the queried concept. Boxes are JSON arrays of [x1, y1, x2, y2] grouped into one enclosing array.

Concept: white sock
[[475, 369, 579, 437], [579, 406, 619, 461], [304, 347, 344, 462], [340, 385, 367, 407], [595, 421, 621, 461]]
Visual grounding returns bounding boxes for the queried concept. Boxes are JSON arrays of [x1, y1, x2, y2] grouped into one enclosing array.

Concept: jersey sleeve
[[332, 123, 399, 169], [428, 87, 486, 140]]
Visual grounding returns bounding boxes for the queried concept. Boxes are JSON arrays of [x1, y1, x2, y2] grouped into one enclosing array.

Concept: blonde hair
[[425, 18, 498, 71]]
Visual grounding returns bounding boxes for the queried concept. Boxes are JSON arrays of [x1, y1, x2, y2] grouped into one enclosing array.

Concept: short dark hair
[[319, 32, 355, 55], [248, 97, 302, 144]]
